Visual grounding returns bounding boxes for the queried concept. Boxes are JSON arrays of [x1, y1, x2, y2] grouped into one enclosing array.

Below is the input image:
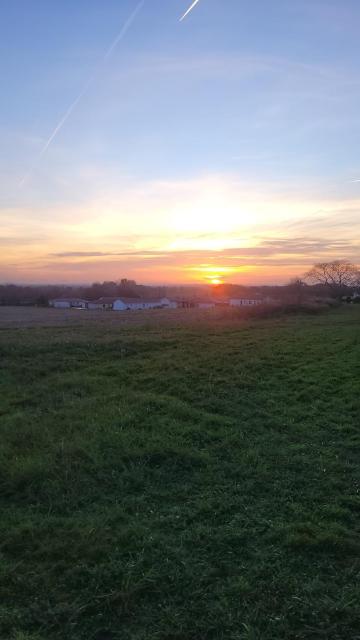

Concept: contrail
[[104, 0, 145, 60], [19, 0, 145, 187], [19, 84, 90, 187], [180, 0, 202, 21]]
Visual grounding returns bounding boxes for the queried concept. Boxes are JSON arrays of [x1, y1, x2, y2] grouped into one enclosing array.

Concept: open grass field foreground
[[0, 305, 360, 640]]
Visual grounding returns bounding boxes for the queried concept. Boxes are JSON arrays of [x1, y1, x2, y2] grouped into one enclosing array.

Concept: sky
[[1, 0, 359, 285]]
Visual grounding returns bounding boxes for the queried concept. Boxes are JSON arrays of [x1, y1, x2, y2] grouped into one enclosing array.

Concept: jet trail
[[180, 0, 202, 21], [19, 0, 145, 187], [104, 0, 145, 60], [19, 83, 90, 187]]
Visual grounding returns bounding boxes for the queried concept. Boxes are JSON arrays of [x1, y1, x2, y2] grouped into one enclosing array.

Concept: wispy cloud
[[2, 173, 359, 284], [48, 236, 358, 262], [0, 236, 47, 247]]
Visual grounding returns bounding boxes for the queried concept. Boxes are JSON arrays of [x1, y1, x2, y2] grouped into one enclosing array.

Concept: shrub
[[230, 302, 327, 320]]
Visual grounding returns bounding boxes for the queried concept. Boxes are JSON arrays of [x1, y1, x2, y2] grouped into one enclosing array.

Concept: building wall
[[113, 300, 131, 311], [160, 297, 175, 308], [230, 299, 262, 307], [51, 299, 88, 308], [113, 298, 174, 311], [88, 302, 104, 310]]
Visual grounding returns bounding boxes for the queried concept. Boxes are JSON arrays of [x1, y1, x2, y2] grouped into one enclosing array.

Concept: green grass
[[1, 306, 360, 640]]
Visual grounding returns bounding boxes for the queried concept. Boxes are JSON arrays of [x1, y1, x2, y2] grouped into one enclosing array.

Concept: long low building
[[49, 296, 177, 311], [49, 296, 263, 311], [87, 297, 117, 310], [229, 298, 262, 306], [49, 298, 88, 309], [113, 297, 176, 311], [189, 298, 263, 309]]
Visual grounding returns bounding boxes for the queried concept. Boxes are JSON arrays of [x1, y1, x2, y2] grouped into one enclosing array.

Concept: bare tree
[[305, 261, 360, 297], [286, 277, 307, 304]]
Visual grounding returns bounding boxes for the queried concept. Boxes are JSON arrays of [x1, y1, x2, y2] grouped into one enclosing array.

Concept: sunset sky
[[1, 0, 359, 285]]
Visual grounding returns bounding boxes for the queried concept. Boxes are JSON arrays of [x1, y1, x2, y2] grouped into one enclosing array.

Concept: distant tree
[[286, 277, 307, 304], [36, 295, 49, 307], [305, 261, 360, 298], [84, 282, 103, 300], [117, 279, 138, 297], [84, 281, 118, 299]]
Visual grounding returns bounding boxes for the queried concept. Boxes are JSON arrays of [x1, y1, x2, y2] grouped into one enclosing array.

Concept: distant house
[[19, 298, 38, 306], [113, 297, 175, 311], [49, 298, 88, 309], [87, 297, 117, 310], [49, 296, 177, 311], [163, 298, 178, 309], [229, 298, 262, 307], [197, 299, 235, 309], [196, 299, 216, 309], [177, 299, 196, 308]]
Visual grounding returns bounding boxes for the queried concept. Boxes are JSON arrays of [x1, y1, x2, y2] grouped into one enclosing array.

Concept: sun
[[186, 264, 233, 284]]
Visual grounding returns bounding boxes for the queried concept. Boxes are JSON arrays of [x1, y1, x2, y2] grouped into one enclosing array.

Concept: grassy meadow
[[0, 305, 360, 640]]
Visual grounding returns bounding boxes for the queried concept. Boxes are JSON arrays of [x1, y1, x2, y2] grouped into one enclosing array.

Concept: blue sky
[[1, 0, 359, 283]]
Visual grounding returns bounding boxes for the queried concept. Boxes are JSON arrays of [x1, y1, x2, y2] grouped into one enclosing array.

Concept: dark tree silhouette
[[305, 261, 360, 297], [286, 277, 307, 304]]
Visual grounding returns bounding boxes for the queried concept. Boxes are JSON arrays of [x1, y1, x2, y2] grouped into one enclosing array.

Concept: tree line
[[0, 261, 359, 306]]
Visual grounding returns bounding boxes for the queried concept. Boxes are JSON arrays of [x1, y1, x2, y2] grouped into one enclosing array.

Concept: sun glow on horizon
[[3, 175, 359, 286], [185, 263, 249, 285]]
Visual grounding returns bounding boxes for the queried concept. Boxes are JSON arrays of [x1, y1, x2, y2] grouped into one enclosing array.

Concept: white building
[[87, 297, 116, 310], [196, 300, 216, 309], [229, 298, 262, 307], [50, 298, 88, 309], [113, 297, 175, 311]]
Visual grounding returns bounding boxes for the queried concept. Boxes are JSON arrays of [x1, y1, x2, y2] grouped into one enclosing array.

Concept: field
[[1, 305, 360, 640]]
